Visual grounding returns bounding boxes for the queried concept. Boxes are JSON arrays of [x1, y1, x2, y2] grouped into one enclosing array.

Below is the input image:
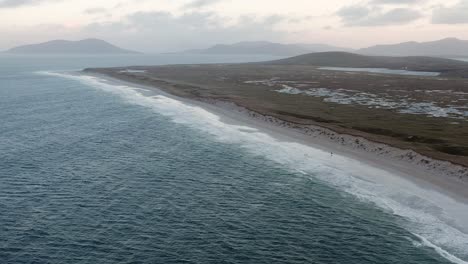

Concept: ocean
[[0, 54, 467, 264]]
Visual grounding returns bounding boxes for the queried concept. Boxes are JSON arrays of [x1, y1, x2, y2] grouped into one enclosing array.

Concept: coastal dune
[[203, 99, 468, 191]]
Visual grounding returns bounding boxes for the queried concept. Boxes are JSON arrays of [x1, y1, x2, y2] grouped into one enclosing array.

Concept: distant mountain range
[[6, 37, 468, 57], [358, 38, 468, 57], [6, 39, 139, 54], [182, 38, 468, 58], [182, 41, 353, 56]]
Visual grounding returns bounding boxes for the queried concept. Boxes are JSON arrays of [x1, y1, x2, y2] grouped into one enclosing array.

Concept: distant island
[[358, 38, 468, 57], [181, 41, 353, 56], [6, 38, 139, 54]]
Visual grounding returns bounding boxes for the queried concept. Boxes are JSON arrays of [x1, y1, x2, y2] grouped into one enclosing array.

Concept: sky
[[1, 0, 468, 52]]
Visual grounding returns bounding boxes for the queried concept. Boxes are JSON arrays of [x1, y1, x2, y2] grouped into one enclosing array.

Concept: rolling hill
[[267, 51, 468, 76], [358, 38, 468, 57]]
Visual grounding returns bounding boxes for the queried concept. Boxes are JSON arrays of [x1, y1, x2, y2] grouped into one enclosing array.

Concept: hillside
[[6, 39, 139, 54], [267, 52, 468, 76], [358, 38, 468, 57]]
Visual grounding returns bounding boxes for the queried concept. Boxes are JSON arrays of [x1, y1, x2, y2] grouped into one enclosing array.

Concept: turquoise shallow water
[[0, 54, 467, 263]]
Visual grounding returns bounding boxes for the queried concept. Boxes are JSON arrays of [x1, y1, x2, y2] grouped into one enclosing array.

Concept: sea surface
[[1, 54, 467, 264]]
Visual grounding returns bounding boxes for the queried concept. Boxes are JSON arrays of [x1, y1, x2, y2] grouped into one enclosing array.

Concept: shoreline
[[82, 70, 468, 203], [199, 99, 468, 202]]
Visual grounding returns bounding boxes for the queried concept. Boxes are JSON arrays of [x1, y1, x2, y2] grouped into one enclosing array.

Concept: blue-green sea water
[[1, 54, 467, 264]]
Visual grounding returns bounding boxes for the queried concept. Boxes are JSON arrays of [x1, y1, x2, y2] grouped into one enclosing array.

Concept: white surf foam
[[413, 234, 468, 264], [41, 71, 468, 263]]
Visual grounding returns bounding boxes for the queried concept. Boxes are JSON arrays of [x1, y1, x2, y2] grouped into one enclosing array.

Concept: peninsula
[[84, 52, 468, 198]]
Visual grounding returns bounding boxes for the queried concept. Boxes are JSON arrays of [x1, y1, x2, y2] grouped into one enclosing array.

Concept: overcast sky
[[1, 0, 468, 52]]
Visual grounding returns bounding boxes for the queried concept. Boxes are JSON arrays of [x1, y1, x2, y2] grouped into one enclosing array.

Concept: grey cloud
[[337, 5, 422, 26], [263, 14, 288, 24], [337, 6, 371, 21], [363, 8, 422, 25], [121, 11, 222, 30], [183, 0, 222, 9], [84, 7, 107, 14], [0, 0, 56, 8], [84, 11, 286, 53], [370, 0, 423, 4], [432, 1, 468, 24]]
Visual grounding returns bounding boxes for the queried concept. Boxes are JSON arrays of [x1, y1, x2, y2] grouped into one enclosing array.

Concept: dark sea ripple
[[0, 55, 461, 263]]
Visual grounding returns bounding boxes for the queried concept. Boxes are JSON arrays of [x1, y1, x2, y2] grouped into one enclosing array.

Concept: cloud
[[337, 5, 371, 21], [84, 7, 107, 15], [432, 1, 468, 24], [84, 11, 287, 52], [370, 0, 423, 4], [183, 0, 222, 9], [0, 0, 55, 8], [337, 5, 422, 26]]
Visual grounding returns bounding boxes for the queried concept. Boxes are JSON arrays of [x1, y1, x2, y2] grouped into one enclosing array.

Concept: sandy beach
[[81, 71, 468, 204]]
